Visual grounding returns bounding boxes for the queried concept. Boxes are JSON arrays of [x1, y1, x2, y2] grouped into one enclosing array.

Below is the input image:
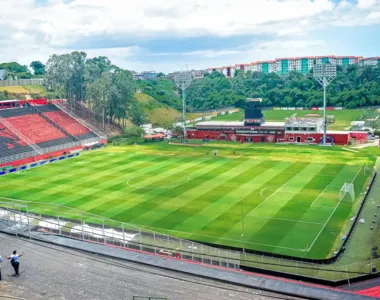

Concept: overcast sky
[[0, 0, 379, 73]]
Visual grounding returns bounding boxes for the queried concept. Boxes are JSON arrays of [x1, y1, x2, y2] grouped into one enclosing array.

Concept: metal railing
[[81, 137, 102, 146], [0, 200, 240, 270], [0, 150, 38, 164]]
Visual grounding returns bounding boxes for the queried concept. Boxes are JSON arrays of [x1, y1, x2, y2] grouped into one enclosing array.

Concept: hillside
[[134, 92, 181, 127], [0, 85, 47, 98], [186, 65, 380, 110]]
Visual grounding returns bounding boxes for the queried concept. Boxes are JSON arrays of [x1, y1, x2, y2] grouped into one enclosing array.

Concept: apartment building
[[276, 58, 296, 74], [203, 55, 376, 77], [359, 57, 380, 66]]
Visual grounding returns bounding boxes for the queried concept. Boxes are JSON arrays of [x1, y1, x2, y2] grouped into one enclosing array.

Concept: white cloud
[[357, 0, 379, 9], [0, 0, 379, 72]]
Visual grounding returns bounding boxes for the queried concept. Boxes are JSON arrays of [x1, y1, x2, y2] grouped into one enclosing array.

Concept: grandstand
[[0, 99, 105, 167]]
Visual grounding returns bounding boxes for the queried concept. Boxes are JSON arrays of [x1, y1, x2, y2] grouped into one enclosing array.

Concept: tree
[[123, 125, 145, 138], [30, 61, 46, 75], [183, 65, 380, 110], [0, 62, 32, 79]]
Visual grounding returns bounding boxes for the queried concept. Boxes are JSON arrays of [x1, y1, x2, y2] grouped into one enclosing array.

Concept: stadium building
[[187, 99, 367, 145]]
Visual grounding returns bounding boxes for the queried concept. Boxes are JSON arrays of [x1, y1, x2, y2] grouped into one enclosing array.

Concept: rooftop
[[196, 121, 285, 127]]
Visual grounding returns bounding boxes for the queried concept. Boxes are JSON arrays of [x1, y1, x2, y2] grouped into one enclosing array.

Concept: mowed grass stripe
[[114, 157, 235, 224], [9, 154, 161, 202], [215, 162, 309, 240], [3, 152, 145, 199], [261, 164, 345, 252], [194, 162, 309, 246], [130, 158, 272, 226], [171, 161, 294, 239], [214, 163, 324, 251], [244, 163, 327, 249], [65, 156, 194, 209], [83, 156, 212, 215], [120, 157, 262, 226], [151, 158, 273, 231]]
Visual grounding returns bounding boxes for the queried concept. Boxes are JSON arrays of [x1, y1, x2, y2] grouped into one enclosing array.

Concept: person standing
[[6, 250, 23, 277]]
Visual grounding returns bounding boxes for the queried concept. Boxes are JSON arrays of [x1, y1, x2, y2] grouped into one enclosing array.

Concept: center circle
[[127, 174, 190, 189]]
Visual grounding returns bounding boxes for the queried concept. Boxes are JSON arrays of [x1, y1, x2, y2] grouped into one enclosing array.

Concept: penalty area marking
[[127, 175, 190, 190], [310, 185, 331, 207], [247, 215, 324, 225], [260, 185, 282, 200], [306, 166, 364, 252], [248, 172, 300, 217]]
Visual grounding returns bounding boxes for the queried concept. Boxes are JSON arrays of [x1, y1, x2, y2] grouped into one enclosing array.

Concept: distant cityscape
[[131, 55, 380, 81]]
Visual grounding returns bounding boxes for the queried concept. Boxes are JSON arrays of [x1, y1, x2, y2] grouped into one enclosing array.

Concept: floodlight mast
[[174, 71, 192, 143], [313, 63, 336, 145]]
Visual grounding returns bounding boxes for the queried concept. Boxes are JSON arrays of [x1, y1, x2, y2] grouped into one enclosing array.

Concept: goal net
[[364, 162, 376, 177], [340, 183, 355, 203]]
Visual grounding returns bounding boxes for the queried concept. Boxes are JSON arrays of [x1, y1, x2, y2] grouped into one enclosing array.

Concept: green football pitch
[[0, 143, 375, 259]]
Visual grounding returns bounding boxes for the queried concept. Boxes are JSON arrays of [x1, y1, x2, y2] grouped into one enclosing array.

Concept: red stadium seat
[[6, 114, 66, 144], [44, 111, 90, 137]]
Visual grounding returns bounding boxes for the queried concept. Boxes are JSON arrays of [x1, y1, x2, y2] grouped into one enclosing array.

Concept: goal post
[[364, 162, 376, 177], [340, 183, 355, 203]]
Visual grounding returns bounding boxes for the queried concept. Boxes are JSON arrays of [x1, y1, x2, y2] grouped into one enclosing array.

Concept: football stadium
[[0, 98, 376, 263]]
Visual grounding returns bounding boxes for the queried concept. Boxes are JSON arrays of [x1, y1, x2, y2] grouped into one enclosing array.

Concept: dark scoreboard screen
[[244, 109, 263, 119]]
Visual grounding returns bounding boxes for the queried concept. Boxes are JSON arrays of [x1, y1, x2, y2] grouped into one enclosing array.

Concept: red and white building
[[187, 110, 367, 145]]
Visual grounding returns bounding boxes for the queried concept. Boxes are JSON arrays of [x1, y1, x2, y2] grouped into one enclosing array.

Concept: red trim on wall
[[0, 145, 83, 168]]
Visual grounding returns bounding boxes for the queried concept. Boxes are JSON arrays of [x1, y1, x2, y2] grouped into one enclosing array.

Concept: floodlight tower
[[174, 71, 192, 142], [313, 63, 336, 146]]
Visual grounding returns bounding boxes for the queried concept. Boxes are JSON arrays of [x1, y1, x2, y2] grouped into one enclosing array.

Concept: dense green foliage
[[122, 125, 145, 138], [0, 62, 33, 79], [30, 61, 46, 76], [137, 78, 181, 110], [185, 65, 380, 110], [44, 52, 137, 129], [0, 91, 9, 100]]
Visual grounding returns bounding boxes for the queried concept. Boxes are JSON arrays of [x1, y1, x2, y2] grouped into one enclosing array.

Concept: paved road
[[0, 233, 300, 300]]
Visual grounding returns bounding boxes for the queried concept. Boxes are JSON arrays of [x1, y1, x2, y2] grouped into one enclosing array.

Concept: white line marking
[[140, 227, 307, 252], [307, 166, 363, 251], [259, 185, 280, 200], [248, 172, 300, 217], [247, 215, 324, 225], [311, 185, 330, 207], [126, 175, 190, 190], [342, 148, 358, 153]]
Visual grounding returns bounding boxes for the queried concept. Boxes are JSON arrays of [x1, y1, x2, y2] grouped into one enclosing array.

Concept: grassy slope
[[0, 85, 47, 95], [135, 93, 180, 127], [135, 92, 230, 127], [0, 143, 374, 259], [210, 109, 368, 130]]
